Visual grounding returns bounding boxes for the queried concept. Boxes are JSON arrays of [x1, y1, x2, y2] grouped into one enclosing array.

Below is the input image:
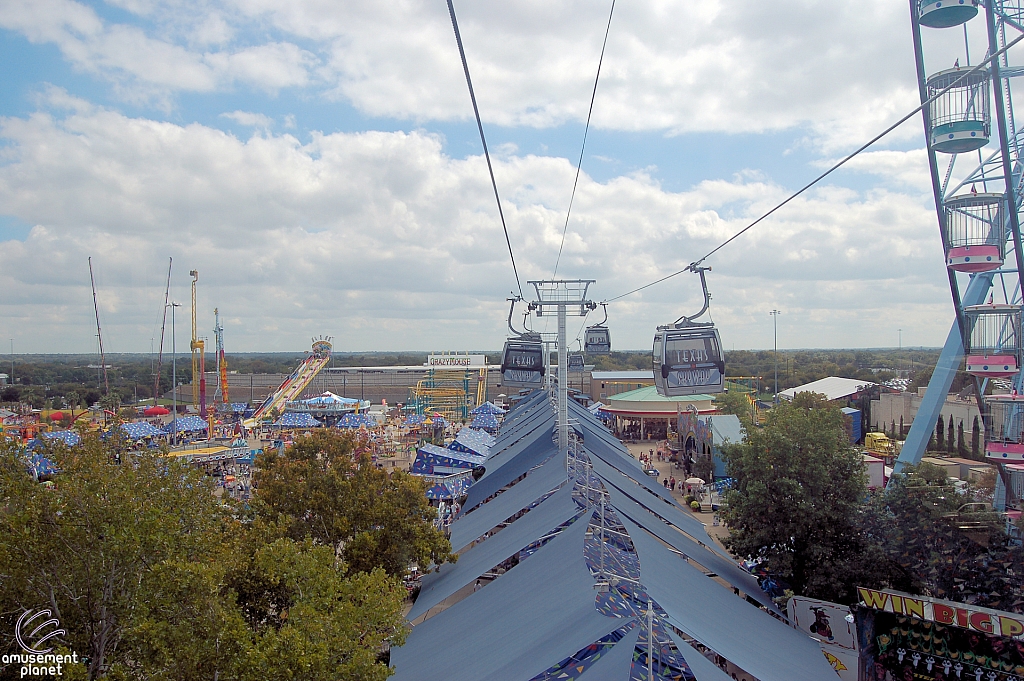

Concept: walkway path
[[623, 442, 732, 551]]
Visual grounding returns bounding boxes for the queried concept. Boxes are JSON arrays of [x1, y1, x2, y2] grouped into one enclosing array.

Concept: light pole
[[770, 310, 781, 403], [170, 302, 180, 445]]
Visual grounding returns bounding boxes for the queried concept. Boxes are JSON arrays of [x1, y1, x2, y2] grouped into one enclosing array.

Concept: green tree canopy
[[0, 433, 408, 680], [253, 429, 454, 576], [863, 464, 1024, 613], [721, 392, 889, 603]]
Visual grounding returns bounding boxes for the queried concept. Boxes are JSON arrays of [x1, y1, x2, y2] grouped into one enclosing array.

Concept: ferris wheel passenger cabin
[[918, 0, 979, 28], [963, 303, 1022, 378], [926, 67, 990, 154], [944, 193, 1005, 272]]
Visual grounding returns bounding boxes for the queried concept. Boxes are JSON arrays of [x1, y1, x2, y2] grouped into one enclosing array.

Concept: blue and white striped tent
[[40, 430, 81, 446], [162, 416, 209, 434], [272, 412, 322, 428], [120, 421, 165, 439]]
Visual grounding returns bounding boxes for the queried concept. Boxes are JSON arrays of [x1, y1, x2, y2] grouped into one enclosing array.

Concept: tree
[[714, 391, 753, 426], [0, 437, 230, 678], [253, 430, 454, 576], [721, 393, 889, 603], [899, 415, 905, 440], [693, 452, 715, 485], [947, 417, 955, 453], [0, 433, 409, 680], [934, 414, 944, 452], [971, 416, 981, 459], [863, 465, 1024, 613]]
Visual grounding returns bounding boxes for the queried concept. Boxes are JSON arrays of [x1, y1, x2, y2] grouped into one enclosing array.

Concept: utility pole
[[770, 309, 781, 403], [9, 339, 13, 386]]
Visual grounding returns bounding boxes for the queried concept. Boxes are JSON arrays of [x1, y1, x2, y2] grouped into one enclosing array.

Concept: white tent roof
[[778, 376, 875, 402]]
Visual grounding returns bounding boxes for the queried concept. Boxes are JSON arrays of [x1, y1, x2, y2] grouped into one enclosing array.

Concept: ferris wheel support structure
[[892, 0, 1024, 509]]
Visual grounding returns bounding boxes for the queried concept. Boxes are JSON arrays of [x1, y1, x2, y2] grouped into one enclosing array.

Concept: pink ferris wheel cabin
[[985, 394, 1024, 462], [943, 192, 1005, 272], [963, 303, 1022, 378]]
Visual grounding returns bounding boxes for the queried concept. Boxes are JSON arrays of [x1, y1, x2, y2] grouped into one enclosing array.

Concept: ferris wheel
[[896, 0, 1024, 508]]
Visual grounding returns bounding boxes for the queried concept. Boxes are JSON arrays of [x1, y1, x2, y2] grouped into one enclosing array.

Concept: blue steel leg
[[890, 273, 994, 481]]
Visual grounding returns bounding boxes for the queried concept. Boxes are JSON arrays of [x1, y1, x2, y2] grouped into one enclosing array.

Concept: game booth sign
[[854, 587, 1024, 680]]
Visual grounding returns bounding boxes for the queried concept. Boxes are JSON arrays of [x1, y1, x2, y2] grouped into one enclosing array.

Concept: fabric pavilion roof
[[447, 427, 495, 457], [392, 518, 628, 681], [161, 415, 208, 433], [40, 430, 82, 446], [470, 413, 499, 430], [393, 388, 835, 681], [272, 412, 322, 428], [470, 401, 507, 415], [120, 421, 165, 439], [337, 413, 376, 428]]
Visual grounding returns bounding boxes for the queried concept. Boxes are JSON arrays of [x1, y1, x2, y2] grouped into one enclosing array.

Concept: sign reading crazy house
[[855, 587, 1024, 680], [426, 355, 487, 369]]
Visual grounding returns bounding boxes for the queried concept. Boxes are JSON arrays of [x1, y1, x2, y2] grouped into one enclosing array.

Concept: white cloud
[[0, 105, 957, 352], [0, 0, 983, 150], [220, 110, 273, 128]]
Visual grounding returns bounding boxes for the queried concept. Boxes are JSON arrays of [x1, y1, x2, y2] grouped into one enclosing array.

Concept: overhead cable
[[447, 0, 524, 298], [605, 31, 1024, 303], [552, 0, 617, 278]]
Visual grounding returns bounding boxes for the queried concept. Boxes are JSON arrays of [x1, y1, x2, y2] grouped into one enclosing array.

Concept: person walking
[[669, 477, 676, 491]]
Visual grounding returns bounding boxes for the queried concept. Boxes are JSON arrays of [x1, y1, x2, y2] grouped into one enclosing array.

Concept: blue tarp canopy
[[40, 430, 81, 446], [411, 443, 484, 475], [449, 454, 566, 551], [447, 427, 494, 457], [120, 421, 165, 439], [27, 453, 59, 476], [393, 388, 835, 681], [470, 413, 499, 431], [622, 514, 837, 681], [162, 416, 208, 434], [470, 401, 506, 415], [409, 485, 579, 620], [272, 412, 322, 428], [425, 415, 448, 428], [423, 474, 473, 500], [392, 518, 627, 681], [404, 414, 426, 425], [337, 413, 376, 428]]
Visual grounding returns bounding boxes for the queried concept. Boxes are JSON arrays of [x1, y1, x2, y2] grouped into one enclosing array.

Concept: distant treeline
[[3, 347, 964, 409]]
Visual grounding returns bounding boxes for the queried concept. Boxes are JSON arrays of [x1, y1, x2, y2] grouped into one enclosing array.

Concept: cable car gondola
[[584, 303, 611, 355], [653, 267, 725, 397], [500, 298, 546, 389]]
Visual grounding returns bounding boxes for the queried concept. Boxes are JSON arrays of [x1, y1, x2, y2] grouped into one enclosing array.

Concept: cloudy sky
[[0, 0, 998, 353]]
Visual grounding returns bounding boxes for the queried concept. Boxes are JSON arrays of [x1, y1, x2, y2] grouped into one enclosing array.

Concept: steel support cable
[[552, 0, 617, 278], [603, 30, 1024, 304], [446, 0, 524, 298]]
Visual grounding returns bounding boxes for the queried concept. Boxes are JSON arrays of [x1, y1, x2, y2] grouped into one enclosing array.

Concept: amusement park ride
[[892, 0, 1024, 508], [241, 336, 334, 431]]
